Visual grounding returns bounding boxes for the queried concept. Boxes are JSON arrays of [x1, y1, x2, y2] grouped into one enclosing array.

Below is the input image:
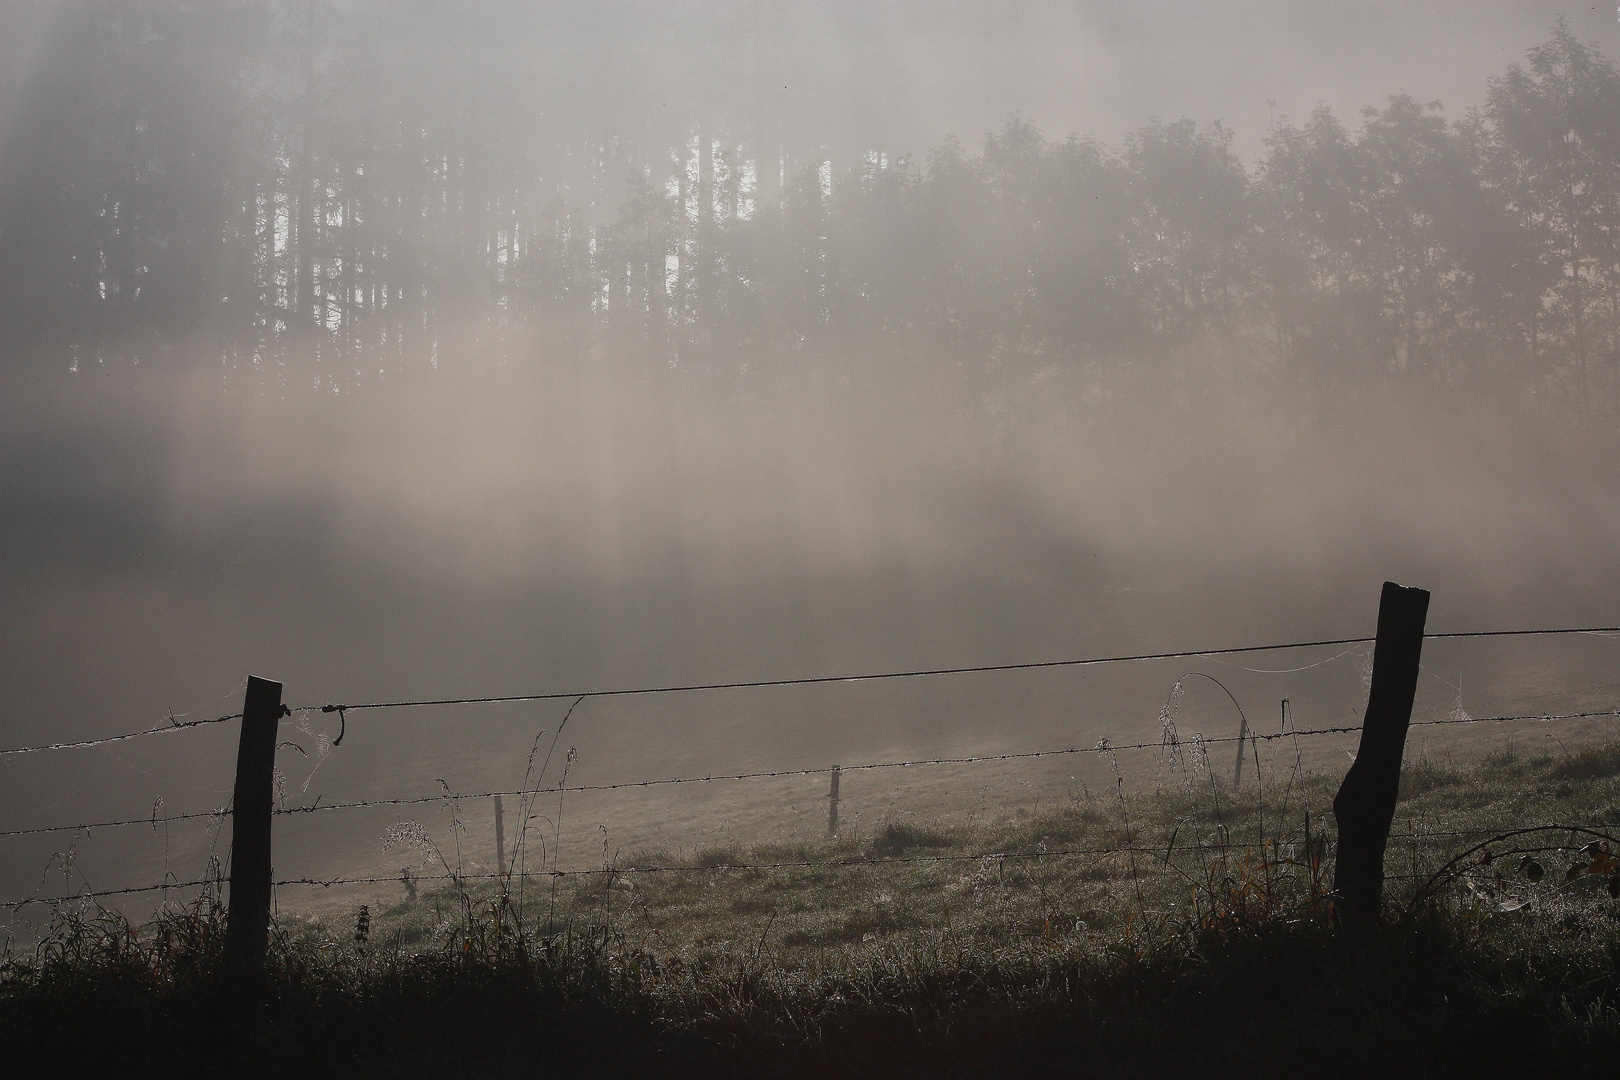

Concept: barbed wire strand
[[2, 878, 217, 911], [260, 709, 1620, 816], [274, 822, 1616, 886], [4, 708, 1613, 839], [10, 821, 1614, 910], [0, 808, 229, 839], [0, 714, 241, 758]]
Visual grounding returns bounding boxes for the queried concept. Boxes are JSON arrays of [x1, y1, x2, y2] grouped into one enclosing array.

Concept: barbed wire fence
[[5, 708, 1616, 843], [2, 617, 1618, 931]]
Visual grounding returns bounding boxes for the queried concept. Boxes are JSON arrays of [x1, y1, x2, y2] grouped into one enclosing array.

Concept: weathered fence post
[[827, 767, 841, 838], [224, 675, 283, 972], [494, 794, 507, 878], [1332, 582, 1430, 934]]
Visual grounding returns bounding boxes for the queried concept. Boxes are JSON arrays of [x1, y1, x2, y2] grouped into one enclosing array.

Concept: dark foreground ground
[[9, 889, 1620, 1078]]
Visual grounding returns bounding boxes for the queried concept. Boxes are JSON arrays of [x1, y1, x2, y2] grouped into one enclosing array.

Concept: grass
[[7, 739, 1620, 1077]]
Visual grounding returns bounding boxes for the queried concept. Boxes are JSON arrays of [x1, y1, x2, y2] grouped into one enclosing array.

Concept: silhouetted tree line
[[2, 3, 1616, 411]]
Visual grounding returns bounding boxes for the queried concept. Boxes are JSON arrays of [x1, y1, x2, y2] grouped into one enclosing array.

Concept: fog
[[2, 2, 1619, 922]]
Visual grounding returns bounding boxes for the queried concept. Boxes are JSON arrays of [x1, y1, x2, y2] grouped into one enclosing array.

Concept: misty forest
[[4, 3, 1620, 1078], [6, 7, 1620, 404]]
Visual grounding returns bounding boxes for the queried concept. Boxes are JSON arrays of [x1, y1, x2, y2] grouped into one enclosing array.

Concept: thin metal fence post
[[827, 767, 841, 837], [494, 794, 506, 879], [1233, 713, 1249, 786]]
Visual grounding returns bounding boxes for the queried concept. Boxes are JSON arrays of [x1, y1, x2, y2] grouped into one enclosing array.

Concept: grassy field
[[7, 737, 1620, 1077]]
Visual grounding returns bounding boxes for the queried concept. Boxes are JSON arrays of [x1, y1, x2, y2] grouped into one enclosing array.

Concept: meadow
[[7, 735, 1620, 1077]]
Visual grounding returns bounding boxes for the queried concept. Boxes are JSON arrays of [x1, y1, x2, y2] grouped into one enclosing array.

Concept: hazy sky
[[335, 1, 1620, 162], [2, 2, 1614, 199], [869, 1, 1620, 158]]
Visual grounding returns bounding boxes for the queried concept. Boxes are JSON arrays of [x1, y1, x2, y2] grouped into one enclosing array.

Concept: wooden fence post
[[224, 675, 283, 972], [827, 767, 841, 838], [1332, 582, 1430, 934]]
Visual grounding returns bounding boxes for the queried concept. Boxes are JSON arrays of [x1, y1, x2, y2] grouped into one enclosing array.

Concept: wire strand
[[12, 821, 1611, 908], [4, 708, 1612, 839], [267, 709, 1617, 815], [0, 714, 240, 758], [306, 626, 1620, 716], [307, 637, 1379, 713], [2, 878, 217, 911], [0, 808, 228, 839], [7, 625, 1613, 759], [278, 822, 1601, 883]]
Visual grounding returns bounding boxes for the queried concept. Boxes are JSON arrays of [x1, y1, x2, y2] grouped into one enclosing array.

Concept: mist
[[2, 2, 1619, 920]]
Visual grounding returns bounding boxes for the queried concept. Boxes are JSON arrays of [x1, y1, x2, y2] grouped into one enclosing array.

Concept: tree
[[1250, 106, 1381, 379], [0, 1, 268, 366], [1485, 18, 1620, 408], [1124, 118, 1249, 343]]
